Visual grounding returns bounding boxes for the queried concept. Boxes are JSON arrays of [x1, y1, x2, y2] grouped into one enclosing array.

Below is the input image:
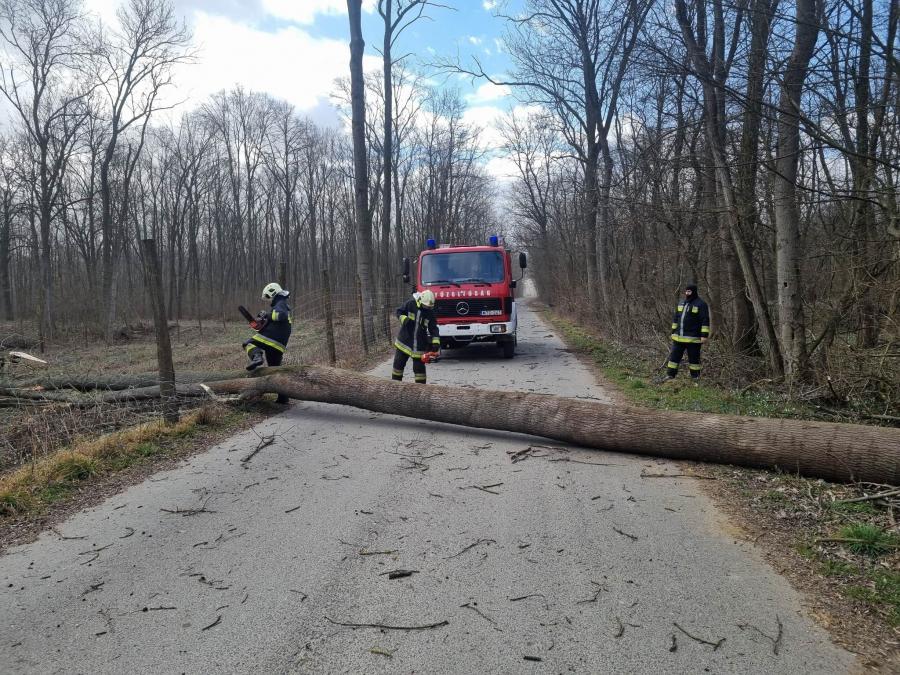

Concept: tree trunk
[[381, 0, 394, 340], [774, 0, 818, 381], [141, 238, 179, 424], [347, 0, 377, 345], [0, 201, 12, 321], [198, 365, 899, 485]]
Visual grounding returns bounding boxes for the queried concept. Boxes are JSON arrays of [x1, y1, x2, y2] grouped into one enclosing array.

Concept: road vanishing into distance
[[0, 303, 856, 673]]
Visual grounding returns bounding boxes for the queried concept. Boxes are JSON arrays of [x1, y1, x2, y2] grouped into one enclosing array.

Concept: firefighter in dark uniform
[[243, 282, 292, 403], [665, 282, 710, 382], [392, 290, 440, 384]]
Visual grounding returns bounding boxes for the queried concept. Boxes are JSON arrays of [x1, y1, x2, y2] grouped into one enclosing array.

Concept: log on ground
[[199, 365, 899, 486]]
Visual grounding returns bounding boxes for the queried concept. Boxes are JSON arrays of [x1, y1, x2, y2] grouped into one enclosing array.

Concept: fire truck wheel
[[500, 338, 516, 359]]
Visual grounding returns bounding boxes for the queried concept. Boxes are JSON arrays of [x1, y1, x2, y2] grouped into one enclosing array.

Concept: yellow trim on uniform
[[671, 323, 678, 330], [677, 305, 684, 311], [251, 334, 286, 352], [414, 375, 427, 383], [691, 306, 699, 313], [671, 335, 702, 344], [272, 310, 278, 320], [399, 315, 408, 324], [689, 364, 702, 371], [431, 338, 440, 344], [245, 344, 257, 354], [667, 361, 679, 369], [701, 326, 710, 334], [391, 369, 404, 377], [394, 340, 423, 358]]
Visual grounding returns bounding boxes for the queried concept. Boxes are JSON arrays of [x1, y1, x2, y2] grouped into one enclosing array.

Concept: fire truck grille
[[434, 298, 503, 318]]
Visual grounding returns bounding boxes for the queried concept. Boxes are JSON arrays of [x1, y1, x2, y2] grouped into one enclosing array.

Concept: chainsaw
[[239, 305, 268, 331], [421, 350, 441, 364]]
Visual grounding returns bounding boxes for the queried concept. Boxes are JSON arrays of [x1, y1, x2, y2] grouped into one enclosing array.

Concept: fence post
[[140, 238, 179, 425], [322, 268, 337, 365], [357, 275, 369, 353]]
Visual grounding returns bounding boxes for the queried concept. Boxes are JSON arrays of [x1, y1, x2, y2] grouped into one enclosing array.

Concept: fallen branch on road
[[324, 616, 449, 631], [673, 622, 725, 650]]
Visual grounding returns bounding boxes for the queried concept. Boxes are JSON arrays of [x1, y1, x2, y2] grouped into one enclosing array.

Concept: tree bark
[[199, 365, 897, 485], [347, 0, 377, 345], [774, 0, 818, 381], [141, 238, 179, 424]]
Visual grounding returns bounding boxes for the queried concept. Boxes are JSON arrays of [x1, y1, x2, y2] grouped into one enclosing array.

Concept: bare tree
[[93, 0, 191, 341], [0, 0, 91, 343]]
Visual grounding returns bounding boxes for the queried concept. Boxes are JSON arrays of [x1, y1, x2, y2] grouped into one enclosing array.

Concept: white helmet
[[262, 282, 283, 300], [418, 290, 435, 307]]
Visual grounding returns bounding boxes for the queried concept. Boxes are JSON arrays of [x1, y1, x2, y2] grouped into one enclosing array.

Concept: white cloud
[[483, 0, 498, 9], [462, 105, 505, 150], [468, 36, 483, 45], [165, 10, 378, 113], [262, 0, 376, 24], [465, 81, 510, 105]]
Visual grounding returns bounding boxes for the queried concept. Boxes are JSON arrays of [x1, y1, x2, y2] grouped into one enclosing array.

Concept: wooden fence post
[[141, 238, 179, 424], [322, 268, 337, 365]]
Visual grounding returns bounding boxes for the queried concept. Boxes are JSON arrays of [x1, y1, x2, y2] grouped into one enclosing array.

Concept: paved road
[[0, 304, 855, 674]]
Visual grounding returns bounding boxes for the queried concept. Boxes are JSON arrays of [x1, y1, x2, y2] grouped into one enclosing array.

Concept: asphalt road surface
[[0, 303, 856, 674]]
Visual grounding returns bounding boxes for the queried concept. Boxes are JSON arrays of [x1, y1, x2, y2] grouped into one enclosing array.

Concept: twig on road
[[52, 528, 86, 540], [463, 482, 503, 495], [285, 504, 302, 513], [640, 471, 716, 479], [523, 655, 543, 662], [445, 538, 496, 559], [241, 434, 275, 465], [576, 581, 608, 604], [737, 616, 783, 655], [160, 499, 216, 517], [379, 569, 418, 580], [461, 602, 502, 631], [325, 616, 449, 631], [669, 634, 678, 652], [673, 622, 725, 650], [612, 526, 638, 541], [201, 615, 222, 631], [359, 549, 398, 556], [289, 590, 308, 601]]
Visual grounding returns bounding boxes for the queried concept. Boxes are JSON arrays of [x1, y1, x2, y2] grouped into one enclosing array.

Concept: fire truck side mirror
[[518, 252, 527, 269], [402, 257, 410, 283]]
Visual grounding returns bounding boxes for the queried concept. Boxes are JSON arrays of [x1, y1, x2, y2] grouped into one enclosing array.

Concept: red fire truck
[[402, 236, 527, 358]]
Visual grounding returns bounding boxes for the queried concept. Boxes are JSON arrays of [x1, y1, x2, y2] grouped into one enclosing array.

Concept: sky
[[82, 0, 521, 177]]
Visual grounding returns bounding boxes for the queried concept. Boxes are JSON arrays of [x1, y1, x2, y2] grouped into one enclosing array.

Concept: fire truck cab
[[403, 236, 527, 358]]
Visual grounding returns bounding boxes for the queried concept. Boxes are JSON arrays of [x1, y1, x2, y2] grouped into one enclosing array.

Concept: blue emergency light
[[426, 238, 436, 249], [489, 235, 499, 247]]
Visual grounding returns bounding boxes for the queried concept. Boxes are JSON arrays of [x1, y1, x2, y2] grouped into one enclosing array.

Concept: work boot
[[246, 348, 264, 371]]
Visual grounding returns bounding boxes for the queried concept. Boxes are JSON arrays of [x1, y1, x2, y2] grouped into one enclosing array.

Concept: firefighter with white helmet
[[242, 282, 293, 402], [392, 290, 440, 383]]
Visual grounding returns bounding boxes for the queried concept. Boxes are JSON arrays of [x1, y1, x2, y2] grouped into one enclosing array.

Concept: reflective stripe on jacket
[[254, 293, 292, 351], [670, 296, 710, 344], [394, 297, 440, 358]]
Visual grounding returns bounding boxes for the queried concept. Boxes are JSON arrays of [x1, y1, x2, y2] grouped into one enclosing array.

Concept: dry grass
[[0, 405, 224, 519]]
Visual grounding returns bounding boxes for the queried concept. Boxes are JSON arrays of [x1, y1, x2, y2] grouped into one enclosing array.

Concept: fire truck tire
[[500, 338, 516, 359]]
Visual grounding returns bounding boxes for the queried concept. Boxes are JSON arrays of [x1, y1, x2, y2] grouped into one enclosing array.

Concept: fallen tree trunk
[[194, 365, 899, 485], [2, 372, 238, 392]]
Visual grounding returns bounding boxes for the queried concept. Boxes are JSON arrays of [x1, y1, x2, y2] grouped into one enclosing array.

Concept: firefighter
[[243, 282, 292, 403], [664, 282, 710, 383], [392, 290, 440, 384]]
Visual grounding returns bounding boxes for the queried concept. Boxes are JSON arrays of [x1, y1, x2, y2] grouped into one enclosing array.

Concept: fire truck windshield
[[421, 251, 505, 285]]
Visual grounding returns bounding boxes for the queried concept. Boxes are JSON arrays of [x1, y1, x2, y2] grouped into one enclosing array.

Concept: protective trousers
[[667, 341, 702, 379], [243, 340, 290, 403], [392, 348, 427, 384]]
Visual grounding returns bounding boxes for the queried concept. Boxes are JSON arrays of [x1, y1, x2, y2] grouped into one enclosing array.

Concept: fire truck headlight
[[490, 324, 506, 333]]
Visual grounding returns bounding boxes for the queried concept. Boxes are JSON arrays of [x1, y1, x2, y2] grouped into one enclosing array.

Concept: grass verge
[[0, 404, 246, 521]]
